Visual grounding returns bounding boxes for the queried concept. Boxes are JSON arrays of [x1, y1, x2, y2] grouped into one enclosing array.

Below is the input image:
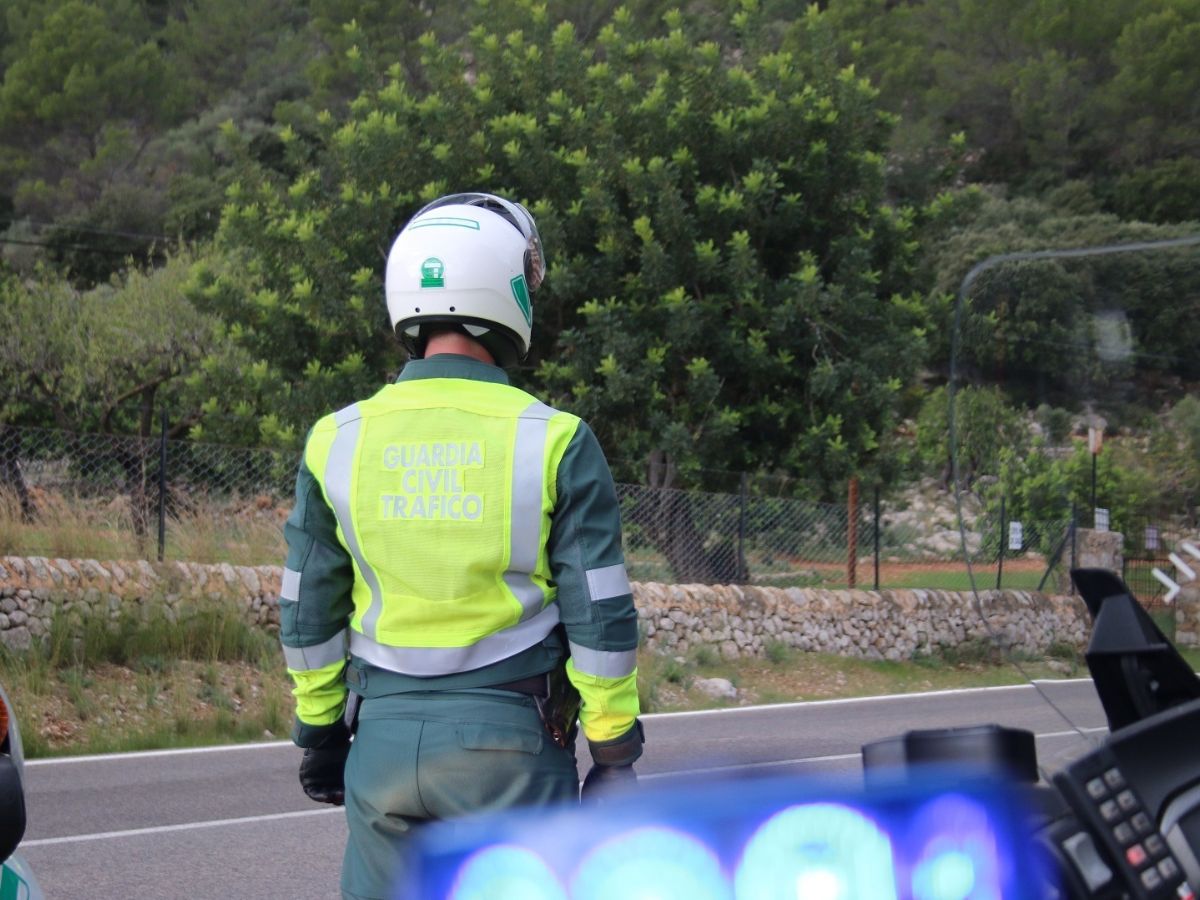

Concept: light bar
[[394, 770, 1048, 899]]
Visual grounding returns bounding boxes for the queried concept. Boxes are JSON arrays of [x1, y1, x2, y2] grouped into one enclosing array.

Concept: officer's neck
[[424, 332, 495, 365]]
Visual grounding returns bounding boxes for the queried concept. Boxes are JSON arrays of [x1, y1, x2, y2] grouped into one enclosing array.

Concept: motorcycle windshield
[[945, 227, 1200, 768]]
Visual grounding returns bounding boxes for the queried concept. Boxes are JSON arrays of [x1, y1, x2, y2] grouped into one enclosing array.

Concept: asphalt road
[[18, 679, 1109, 899]]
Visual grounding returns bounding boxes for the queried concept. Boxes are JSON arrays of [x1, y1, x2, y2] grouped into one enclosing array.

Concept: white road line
[[641, 751, 863, 779], [20, 808, 343, 848], [26, 740, 294, 766], [1040, 726, 1108, 739], [644, 678, 1093, 719], [640, 725, 1109, 781], [26, 680, 1098, 767], [23, 726, 1112, 847]]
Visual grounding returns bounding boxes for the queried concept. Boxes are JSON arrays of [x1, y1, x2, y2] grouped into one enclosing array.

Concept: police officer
[[279, 193, 644, 900]]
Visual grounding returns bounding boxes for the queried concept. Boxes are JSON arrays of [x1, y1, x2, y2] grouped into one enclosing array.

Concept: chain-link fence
[[0, 424, 295, 566], [617, 479, 1078, 591], [1, 423, 1080, 590]]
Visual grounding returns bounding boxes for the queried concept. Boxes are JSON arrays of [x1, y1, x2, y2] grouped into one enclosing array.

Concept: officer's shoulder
[[515, 391, 585, 426], [308, 400, 364, 437]]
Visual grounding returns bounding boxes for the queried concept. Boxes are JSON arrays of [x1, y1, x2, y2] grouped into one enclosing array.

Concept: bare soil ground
[[15, 645, 1089, 758], [20, 660, 293, 757]]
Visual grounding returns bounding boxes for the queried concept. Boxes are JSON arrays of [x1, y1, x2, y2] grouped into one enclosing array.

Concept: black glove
[[581, 763, 637, 802], [298, 720, 351, 806]]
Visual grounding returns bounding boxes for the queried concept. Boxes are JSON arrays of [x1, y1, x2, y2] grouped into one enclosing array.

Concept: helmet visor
[[413, 192, 545, 292]]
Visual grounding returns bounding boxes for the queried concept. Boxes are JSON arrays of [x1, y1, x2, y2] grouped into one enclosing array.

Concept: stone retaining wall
[[636, 582, 1093, 660], [0, 556, 1106, 659], [1175, 582, 1200, 647], [0, 556, 282, 652]]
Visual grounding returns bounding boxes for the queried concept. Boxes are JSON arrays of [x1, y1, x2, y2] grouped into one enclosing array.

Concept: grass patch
[[38, 600, 282, 670], [0, 595, 1155, 757], [166, 503, 286, 567], [636, 639, 1098, 714], [691, 644, 719, 667], [764, 639, 792, 665], [1150, 609, 1177, 642], [0, 597, 292, 758], [875, 568, 1047, 592], [0, 488, 286, 565], [0, 488, 136, 560]]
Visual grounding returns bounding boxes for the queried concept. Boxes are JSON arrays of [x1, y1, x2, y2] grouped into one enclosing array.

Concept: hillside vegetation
[[1, 0, 1198, 532]]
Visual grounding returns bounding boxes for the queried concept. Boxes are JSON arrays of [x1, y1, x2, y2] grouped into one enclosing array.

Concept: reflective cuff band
[[585, 563, 631, 602], [281, 567, 302, 603], [569, 662, 640, 743], [568, 641, 638, 679], [282, 630, 349, 671], [349, 604, 560, 677]]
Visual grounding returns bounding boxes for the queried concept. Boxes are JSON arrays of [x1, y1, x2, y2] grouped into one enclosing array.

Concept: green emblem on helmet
[[510, 275, 532, 326], [420, 258, 445, 288]]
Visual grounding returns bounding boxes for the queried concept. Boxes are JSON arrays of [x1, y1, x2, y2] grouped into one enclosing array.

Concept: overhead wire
[[0, 219, 173, 243], [0, 236, 160, 256]]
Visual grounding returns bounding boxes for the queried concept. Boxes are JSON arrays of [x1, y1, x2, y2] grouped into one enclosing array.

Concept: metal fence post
[[157, 409, 167, 563], [996, 495, 1006, 590], [737, 472, 748, 584], [847, 477, 858, 588], [1070, 503, 1078, 593], [873, 486, 880, 591]]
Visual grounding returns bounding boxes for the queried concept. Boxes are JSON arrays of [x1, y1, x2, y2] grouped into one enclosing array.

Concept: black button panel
[[1056, 752, 1196, 899]]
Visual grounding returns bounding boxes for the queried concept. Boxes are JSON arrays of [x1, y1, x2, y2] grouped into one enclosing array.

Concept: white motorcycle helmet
[[385, 192, 545, 367]]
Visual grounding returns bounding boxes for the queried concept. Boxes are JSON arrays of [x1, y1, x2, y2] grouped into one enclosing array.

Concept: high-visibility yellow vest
[[303, 377, 581, 676]]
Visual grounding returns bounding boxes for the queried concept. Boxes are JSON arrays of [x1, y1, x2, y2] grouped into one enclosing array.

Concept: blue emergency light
[[393, 770, 1047, 900]]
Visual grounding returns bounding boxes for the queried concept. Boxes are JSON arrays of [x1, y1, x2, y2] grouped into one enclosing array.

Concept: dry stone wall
[[0, 556, 1108, 660], [0, 556, 282, 652], [1175, 582, 1200, 648], [636, 582, 1092, 660]]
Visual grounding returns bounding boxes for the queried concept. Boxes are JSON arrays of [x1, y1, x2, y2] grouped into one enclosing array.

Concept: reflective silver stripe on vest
[[280, 567, 302, 603], [585, 563, 631, 602], [569, 641, 638, 679], [323, 404, 386, 639], [349, 603, 561, 677], [282, 629, 348, 672], [502, 401, 555, 622]]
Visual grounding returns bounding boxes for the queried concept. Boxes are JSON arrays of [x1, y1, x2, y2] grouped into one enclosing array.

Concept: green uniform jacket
[[280, 355, 642, 766]]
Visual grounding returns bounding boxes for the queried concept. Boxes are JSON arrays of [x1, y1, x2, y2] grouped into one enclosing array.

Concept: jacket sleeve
[[279, 445, 356, 748], [549, 420, 644, 767]]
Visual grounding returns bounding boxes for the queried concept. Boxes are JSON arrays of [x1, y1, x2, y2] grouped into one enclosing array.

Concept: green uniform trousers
[[340, 689, 580, 900]]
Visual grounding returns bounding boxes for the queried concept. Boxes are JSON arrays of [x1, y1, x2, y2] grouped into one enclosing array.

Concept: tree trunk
[[628, 449, 745, 585], [0, 426, 36, 521], [115, 439, 152, 542]]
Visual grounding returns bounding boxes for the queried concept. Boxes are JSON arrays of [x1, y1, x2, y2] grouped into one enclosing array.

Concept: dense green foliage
[[1, 0, 1199, 540], [916, 384, 1027, 488], [0, 252, 222, 436], [822, 0, 1200, 220]]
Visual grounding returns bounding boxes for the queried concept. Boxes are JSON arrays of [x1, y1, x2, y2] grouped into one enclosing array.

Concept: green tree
[[821, 0, 1200, 219], [0, 252, 226, 526], [0, 251, 222, 436], [993, 438, 1160, 538], [915, 385, 1027, 488], [199, 2, 927, 579], [1147, 395, 1200, 520], [0, 0, 190, 280]]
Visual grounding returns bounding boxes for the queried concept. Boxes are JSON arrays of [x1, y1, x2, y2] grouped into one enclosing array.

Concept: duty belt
[[489, 670, 579, 749], [489, 673, 550, 697]]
